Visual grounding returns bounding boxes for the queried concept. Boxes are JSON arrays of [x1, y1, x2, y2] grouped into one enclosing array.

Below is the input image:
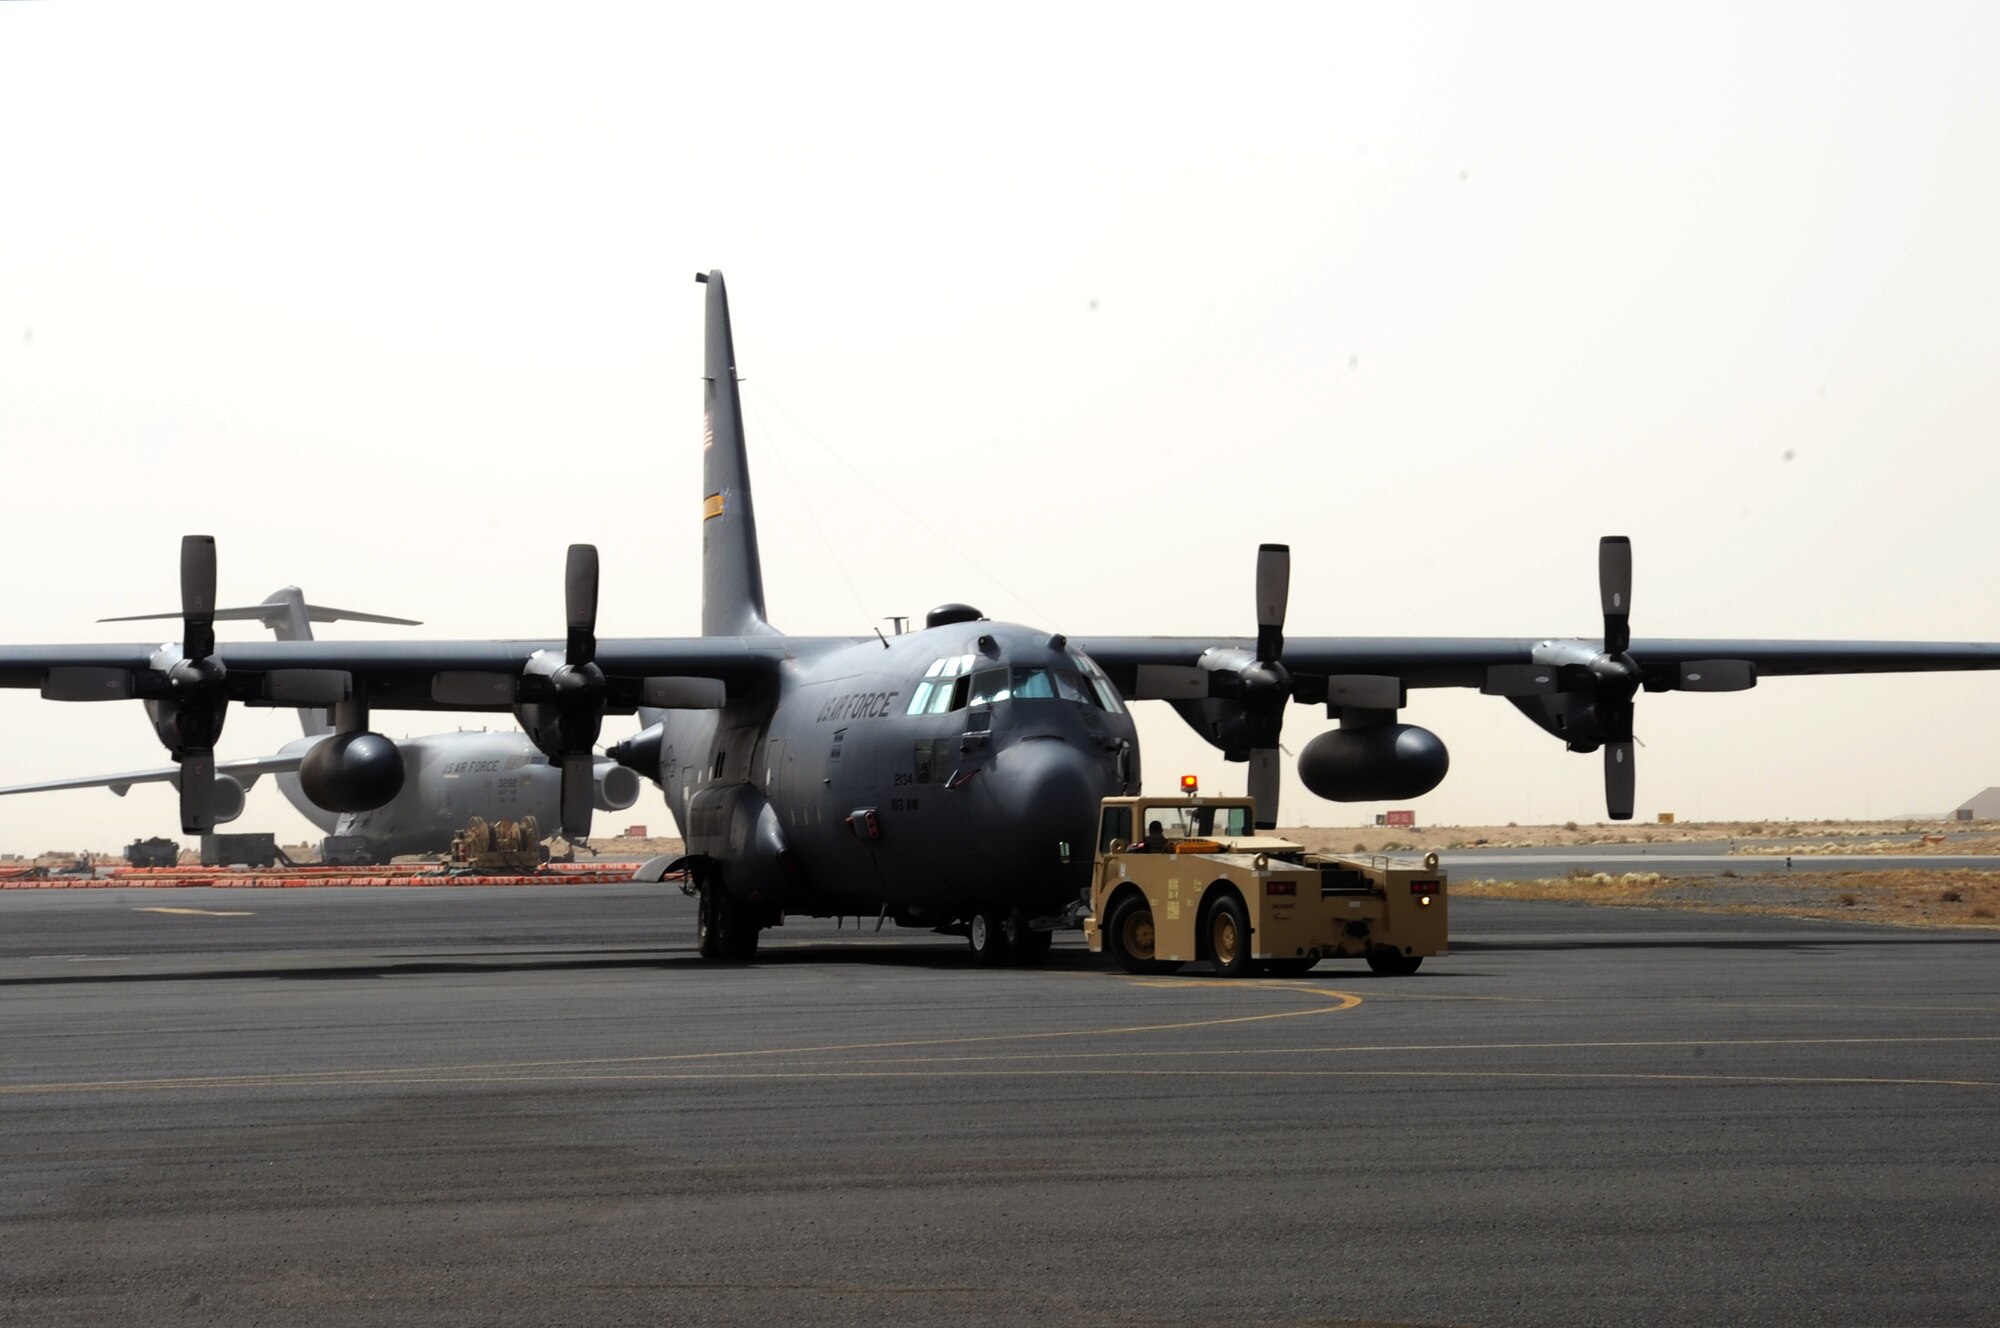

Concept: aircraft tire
[[1366, 949, 1422, 977], [1205, 892, 1253, 978], [1102, 893, 1179, 976], [697, 882, 760, 961], [1005, 916, 1053, 967], [966, 907, 1010, 967], [696, 882, 725, 959], [1263, 955, 1319, 977]]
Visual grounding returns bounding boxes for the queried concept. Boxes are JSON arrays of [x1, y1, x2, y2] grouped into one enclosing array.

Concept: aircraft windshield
[[908, 655, 1124, 715]]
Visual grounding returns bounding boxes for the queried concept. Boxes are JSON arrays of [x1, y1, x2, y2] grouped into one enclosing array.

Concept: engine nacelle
[[1298, 724, 1450, 802], [594, 761, 641, 812], [608, 722, 665, 785], [298, 731, 406, 813], [206, 774, 247, 825]]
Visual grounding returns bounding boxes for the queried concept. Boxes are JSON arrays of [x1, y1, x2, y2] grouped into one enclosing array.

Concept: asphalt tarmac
[[4, 885, 1996, 1327], [1442, 840, 2000, 878]]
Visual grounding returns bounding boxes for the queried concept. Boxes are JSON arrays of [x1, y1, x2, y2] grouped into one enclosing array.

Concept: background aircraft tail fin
[[698, 270, 774, 637], [101, 589, 420, 735]]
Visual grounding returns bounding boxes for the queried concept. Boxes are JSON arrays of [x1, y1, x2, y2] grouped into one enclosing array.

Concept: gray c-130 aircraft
[[6, 269, 2000, 963], [0, 588, 644, 861]]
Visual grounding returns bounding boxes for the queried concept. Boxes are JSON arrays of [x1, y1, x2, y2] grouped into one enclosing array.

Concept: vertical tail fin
[[254, 590, 425, 736], [698, 270, 774, 637], [260, 589, 331, 735]]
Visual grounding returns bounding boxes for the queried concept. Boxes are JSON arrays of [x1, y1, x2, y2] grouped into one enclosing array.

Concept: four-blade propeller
[[41, 536, 351, 832], [432, 543, 724, 840], [1482, 535, 1755, 820], [1128, 543, 1297, 827]]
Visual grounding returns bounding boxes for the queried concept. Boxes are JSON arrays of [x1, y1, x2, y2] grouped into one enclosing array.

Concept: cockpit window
[[908, 652, 1122, 716], [1010, 667, 1057, 700], [1069, 650, 1126, 713], [967, 668, 1010, 708], [1053, 669, 1092, 704], [907, 655, 979, 713]]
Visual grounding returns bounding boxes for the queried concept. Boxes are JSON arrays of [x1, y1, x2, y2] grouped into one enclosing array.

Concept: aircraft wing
[[0, 751, 307, 798], [1075, 627, 2000, 824], [0, 537, 864, 836], [1074, 636, 2000, 692]]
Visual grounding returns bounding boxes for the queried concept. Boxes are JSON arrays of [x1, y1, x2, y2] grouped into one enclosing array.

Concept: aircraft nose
[[984, 738, 1108, 863]]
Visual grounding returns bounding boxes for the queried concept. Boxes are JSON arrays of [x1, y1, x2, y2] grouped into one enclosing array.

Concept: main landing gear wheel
[[1366, 949, 1422, 976], [1103, 894, 1182, 976], [696, 881, 759, 961], [1004, 912, 1054, 967], [1206, 893, 1253, 978], [967, 907, 1010, 966]]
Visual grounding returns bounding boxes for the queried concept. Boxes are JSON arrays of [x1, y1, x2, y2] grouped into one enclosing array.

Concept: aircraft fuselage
[[648, 622, 1139, 923]]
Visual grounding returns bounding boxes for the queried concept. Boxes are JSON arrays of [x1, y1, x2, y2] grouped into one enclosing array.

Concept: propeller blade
[[637, 676, 727, 709], [1604, 739, 1635, 821], [432, 672, 518, 705], [181, 535, 218, 660], [1130, 664, 1210, 701], [1481, 664, 1559, 697], [559, 752, 595, 839], [1255, 543, 1290, 661], [1674, 659, 1756, 693], [179, 749, 217, 833], [1599, 535, 1631, 656], [42, 667, 137, 701], [1248, 748, 1280, 830], [565, 544, 599, 666], [263, 669, 352, 705]]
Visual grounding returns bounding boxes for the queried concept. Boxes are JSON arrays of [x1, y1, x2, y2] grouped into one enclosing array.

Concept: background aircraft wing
[[0, 751, 307, 798]]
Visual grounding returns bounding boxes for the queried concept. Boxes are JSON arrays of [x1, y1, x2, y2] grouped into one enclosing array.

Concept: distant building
[[1952, 788, 2000, 819]]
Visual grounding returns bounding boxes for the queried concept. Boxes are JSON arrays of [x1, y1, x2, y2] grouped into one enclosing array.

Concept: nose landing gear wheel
[[967, 907, 1011, 966], [696, 879, 760, 961]]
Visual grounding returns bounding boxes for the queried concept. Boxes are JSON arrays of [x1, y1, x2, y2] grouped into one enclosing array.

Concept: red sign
[[1383, 810, 1416, 828]]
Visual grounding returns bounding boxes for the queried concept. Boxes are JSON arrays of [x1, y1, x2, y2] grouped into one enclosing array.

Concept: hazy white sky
[[3, 2, 1999, 853]]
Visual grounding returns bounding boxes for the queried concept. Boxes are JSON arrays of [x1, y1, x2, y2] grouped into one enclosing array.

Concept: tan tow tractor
[[1081, 776, 1446, 977]]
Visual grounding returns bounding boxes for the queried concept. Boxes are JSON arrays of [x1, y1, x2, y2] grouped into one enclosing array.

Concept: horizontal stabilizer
[[101, 603, 420, 627]]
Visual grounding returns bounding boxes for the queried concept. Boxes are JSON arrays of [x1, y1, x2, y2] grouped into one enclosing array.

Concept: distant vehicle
[[199, 831, 291, 869], [0, 589, 640, 863], [123, 836, 179, 867]]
